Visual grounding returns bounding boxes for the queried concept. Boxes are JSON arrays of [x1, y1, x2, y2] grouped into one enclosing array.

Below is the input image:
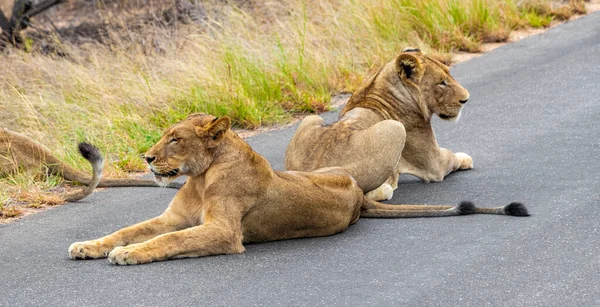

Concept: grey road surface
[[2, 12, 600, 307]]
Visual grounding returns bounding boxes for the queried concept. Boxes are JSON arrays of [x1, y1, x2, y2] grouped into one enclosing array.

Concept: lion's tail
[[360, 198, 529, 218], [62, 143, 104, 202], [55, 144, 183, 189]]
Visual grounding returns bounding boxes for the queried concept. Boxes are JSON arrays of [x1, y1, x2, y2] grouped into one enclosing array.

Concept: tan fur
[[68, 113, 526, 265], [0, 128, 182, 193], [285, 48, 472, 201]]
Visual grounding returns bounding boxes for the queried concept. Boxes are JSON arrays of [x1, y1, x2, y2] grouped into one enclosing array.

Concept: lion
[[68, 113, 528, 265], [0, 128, 182, 201], [285, 48, 473, 201]]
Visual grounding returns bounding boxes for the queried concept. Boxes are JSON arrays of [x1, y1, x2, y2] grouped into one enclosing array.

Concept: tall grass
[[0, 0, 586, 212]]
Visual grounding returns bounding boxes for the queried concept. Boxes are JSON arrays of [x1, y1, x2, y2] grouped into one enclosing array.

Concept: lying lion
[[69, 113, 528, 265], [285, 48, 473, 201], [0, 128, 182, 201]]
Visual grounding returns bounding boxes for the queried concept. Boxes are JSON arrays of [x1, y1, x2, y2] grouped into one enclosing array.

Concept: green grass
[[523, 11, 554, 27], [353, 0, 515, 52], [0, 168, 64, 190]]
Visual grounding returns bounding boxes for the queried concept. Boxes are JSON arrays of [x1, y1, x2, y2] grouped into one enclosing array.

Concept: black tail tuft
[[504, 202, 530, 217], [457, 201, 477, 215], [78, 142, 103, 164]]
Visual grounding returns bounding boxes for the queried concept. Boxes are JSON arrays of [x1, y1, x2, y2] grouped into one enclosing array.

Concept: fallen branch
[[0, 0, 63, 46]]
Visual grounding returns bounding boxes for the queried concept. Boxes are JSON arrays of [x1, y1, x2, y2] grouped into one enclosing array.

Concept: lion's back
[[284, 120, 354, 172]]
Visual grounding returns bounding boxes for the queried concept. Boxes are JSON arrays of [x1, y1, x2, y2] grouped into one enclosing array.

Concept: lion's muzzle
[[145, 155, 156, 164]]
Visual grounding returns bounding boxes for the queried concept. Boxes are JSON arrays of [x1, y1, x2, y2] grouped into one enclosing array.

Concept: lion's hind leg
[[349, 120, 405, 196], [365, 172, 400, 201], [365, 183, 393, 201]]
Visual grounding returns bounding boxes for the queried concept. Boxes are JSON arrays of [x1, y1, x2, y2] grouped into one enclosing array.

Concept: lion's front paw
[[455, 152, 473, 170], [68, 241, 112, 259], [108, 245, 153, 265]]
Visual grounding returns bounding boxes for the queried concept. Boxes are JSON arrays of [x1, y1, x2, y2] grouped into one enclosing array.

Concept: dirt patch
[[586, 0, 600, 12]]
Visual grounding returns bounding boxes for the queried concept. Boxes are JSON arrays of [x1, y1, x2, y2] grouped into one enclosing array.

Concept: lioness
[[0, 128, 103, 201], [0, 128, 182, 200], [68, 113, 528, 265], [285, 48, 472, 201]]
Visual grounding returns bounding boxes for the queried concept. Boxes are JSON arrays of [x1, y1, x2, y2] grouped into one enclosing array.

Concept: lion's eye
[[169, 138, 178, 143], [439, 80, 448, 86]]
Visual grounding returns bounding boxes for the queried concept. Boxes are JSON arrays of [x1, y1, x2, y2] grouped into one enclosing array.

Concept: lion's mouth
[[438, 113, 456, 120], [151, 168, 180, 178]]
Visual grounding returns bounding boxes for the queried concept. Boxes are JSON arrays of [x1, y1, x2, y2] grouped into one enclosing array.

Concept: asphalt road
[[2, 12, 600, 307]]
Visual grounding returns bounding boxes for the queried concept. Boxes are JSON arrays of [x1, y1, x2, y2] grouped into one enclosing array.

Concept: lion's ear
[[204, 116, 231, 147], [396, 53, 424, 84]]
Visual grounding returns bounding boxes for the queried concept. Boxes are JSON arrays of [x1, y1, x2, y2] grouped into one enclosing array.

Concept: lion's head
[[342, 47, 470, 123], [398, 48, 470, 121], [144, 113, 231, 186]]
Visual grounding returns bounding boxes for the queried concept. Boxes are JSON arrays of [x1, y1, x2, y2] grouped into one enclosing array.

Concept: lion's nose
[[145, 156, 156, 164], [459, 98, 469, 104]]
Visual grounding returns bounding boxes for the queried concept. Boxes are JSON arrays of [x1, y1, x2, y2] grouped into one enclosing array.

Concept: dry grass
[[0, 0, 588, 216]]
